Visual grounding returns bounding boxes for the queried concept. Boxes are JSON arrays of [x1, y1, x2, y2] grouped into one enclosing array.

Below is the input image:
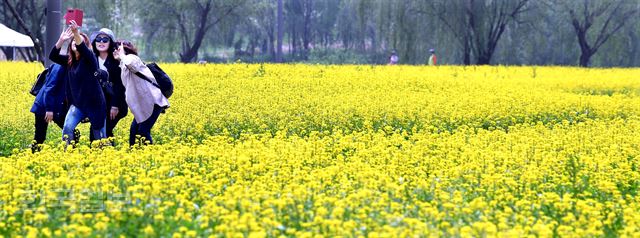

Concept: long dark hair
[[68, 33, 90, 66]]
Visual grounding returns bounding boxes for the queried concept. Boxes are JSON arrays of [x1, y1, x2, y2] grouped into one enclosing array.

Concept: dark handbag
[[30, 67, 50, 96], [95, 69, 114, 97], [101, 80, 114, 97]]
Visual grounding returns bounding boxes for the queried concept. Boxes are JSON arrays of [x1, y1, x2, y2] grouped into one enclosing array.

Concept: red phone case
[[64, 8, 83, 26]]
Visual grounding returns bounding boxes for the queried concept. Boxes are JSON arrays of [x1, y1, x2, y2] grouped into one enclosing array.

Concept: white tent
[[0, 23, 35, 61]]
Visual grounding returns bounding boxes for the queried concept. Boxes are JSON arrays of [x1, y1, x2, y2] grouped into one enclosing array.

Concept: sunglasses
[[95, 36, 110, 43], [116, 40, 131, 47]]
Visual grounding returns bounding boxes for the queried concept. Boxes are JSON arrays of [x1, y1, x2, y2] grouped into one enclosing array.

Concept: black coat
[[49, 42, 106, 126], [102, 56, 128, 111]]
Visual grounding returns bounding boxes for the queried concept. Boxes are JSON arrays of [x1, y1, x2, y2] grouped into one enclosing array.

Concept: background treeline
[[2, 0, 639, 67]]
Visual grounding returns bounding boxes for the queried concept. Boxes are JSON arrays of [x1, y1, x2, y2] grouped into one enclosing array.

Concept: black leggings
[[107, 108, 127, 138], [129, 105, 163, 146], [33, 112, 65, 144]]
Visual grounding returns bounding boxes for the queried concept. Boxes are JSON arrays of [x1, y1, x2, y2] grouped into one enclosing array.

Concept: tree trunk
[[291, 22, 298, 57], [179, 19, 208, 62], [276, 0, 283, 62], [463, 35, 471, 65], [369, 26, 376, 53], [268, 28, 276, 60], [2, 0, 44, 63], [178, 0, 242, 63], [145, 26, 158, 61], [18, 47, 29, 61], [248, 38, 256, 57], [302, 0, 312, 60], [628, 30, 638, 66], [579, 51, 592, 67], [1, 47, 12, 60], [477, 52, 491, 65], [574, 27, 592, 67]]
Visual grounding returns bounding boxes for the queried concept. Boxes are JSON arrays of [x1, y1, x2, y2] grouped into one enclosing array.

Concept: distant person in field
[[427, 48, 437, 66], [49, 21, 108, 149], [29, 63, 80, 152], [388, 50, 399, 65], [113, 40, 169, 146], [91, 28, 127, 143]]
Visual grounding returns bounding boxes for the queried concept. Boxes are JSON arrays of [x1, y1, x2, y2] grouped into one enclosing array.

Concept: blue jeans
[[62, 105, 106, 143], [130, 104, 163, 146]]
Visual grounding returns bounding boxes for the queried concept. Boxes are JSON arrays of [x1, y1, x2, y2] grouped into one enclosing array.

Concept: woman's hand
[[60, 27, 73, 41], [110, 107, 119, 120], [69, 20, 79, 34], [113, 47, 120, 60], [44, 111, 54, 123], [55, 28, 73, 48], [113, 44, 125, 60], [69, 20, 83, 46]]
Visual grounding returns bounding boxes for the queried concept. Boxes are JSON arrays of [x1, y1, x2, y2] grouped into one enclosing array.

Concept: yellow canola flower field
[[1, 62, 640, 237]]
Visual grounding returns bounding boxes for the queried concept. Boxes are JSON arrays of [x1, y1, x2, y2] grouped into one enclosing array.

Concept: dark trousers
[[129, 105, 163, 146], [33, 112, 65, 144], [107, 111, 126, 138], [91, 108, 127, 141]]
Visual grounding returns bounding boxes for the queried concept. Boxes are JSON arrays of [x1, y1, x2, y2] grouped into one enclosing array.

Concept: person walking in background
[[113, 40, 169, 147], [91, 28, 127, 143], [428, 48, 437, 66], [49, 21, 107, 149], [29, 64, 80, 152], [388, 50, 399, 65]]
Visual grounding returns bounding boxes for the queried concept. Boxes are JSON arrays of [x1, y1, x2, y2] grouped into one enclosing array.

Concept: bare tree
[[2, 0, 46, 63], [163, 0, 246, 63], [428, 0, 530, 65], [561, 0, 639, 67]]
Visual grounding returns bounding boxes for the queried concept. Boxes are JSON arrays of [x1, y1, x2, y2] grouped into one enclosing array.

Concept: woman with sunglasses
[[91, 28, 128, 143], [113, 40, 169, 146], [49, 20, 107, 149]]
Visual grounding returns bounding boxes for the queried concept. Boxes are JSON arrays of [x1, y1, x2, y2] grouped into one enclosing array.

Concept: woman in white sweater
[[113, 40, 169, 146]]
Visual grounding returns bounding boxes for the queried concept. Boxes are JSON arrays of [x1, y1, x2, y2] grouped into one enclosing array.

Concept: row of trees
[[2, 0, 639, 66]]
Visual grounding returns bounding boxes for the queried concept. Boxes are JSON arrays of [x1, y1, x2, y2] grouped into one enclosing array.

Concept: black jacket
[[102, 56, 128, 111], [49, 42, 106, 125]]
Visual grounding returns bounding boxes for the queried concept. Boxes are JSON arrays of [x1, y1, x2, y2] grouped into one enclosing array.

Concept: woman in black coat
[[49, 21, 107, 148], [91, 28, 128, 142]]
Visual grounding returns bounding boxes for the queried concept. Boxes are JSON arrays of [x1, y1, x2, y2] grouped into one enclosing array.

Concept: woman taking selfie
[[91, 28, 127, 142], [49, 21, 107, 148], [113, 40, 169, 146]]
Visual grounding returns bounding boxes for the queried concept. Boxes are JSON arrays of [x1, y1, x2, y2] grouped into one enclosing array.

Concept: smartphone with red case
[[64, 8, 83, 26]]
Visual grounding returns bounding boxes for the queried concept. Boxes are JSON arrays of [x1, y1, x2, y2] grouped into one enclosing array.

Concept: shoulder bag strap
[[135, 71, 161, 89]]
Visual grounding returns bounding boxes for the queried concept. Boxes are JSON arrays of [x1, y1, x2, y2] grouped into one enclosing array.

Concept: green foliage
[[1, 0, 639, 66]]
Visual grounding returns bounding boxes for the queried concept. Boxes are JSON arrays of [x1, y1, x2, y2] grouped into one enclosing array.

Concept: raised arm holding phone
[[48, 20, 108, 149]]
